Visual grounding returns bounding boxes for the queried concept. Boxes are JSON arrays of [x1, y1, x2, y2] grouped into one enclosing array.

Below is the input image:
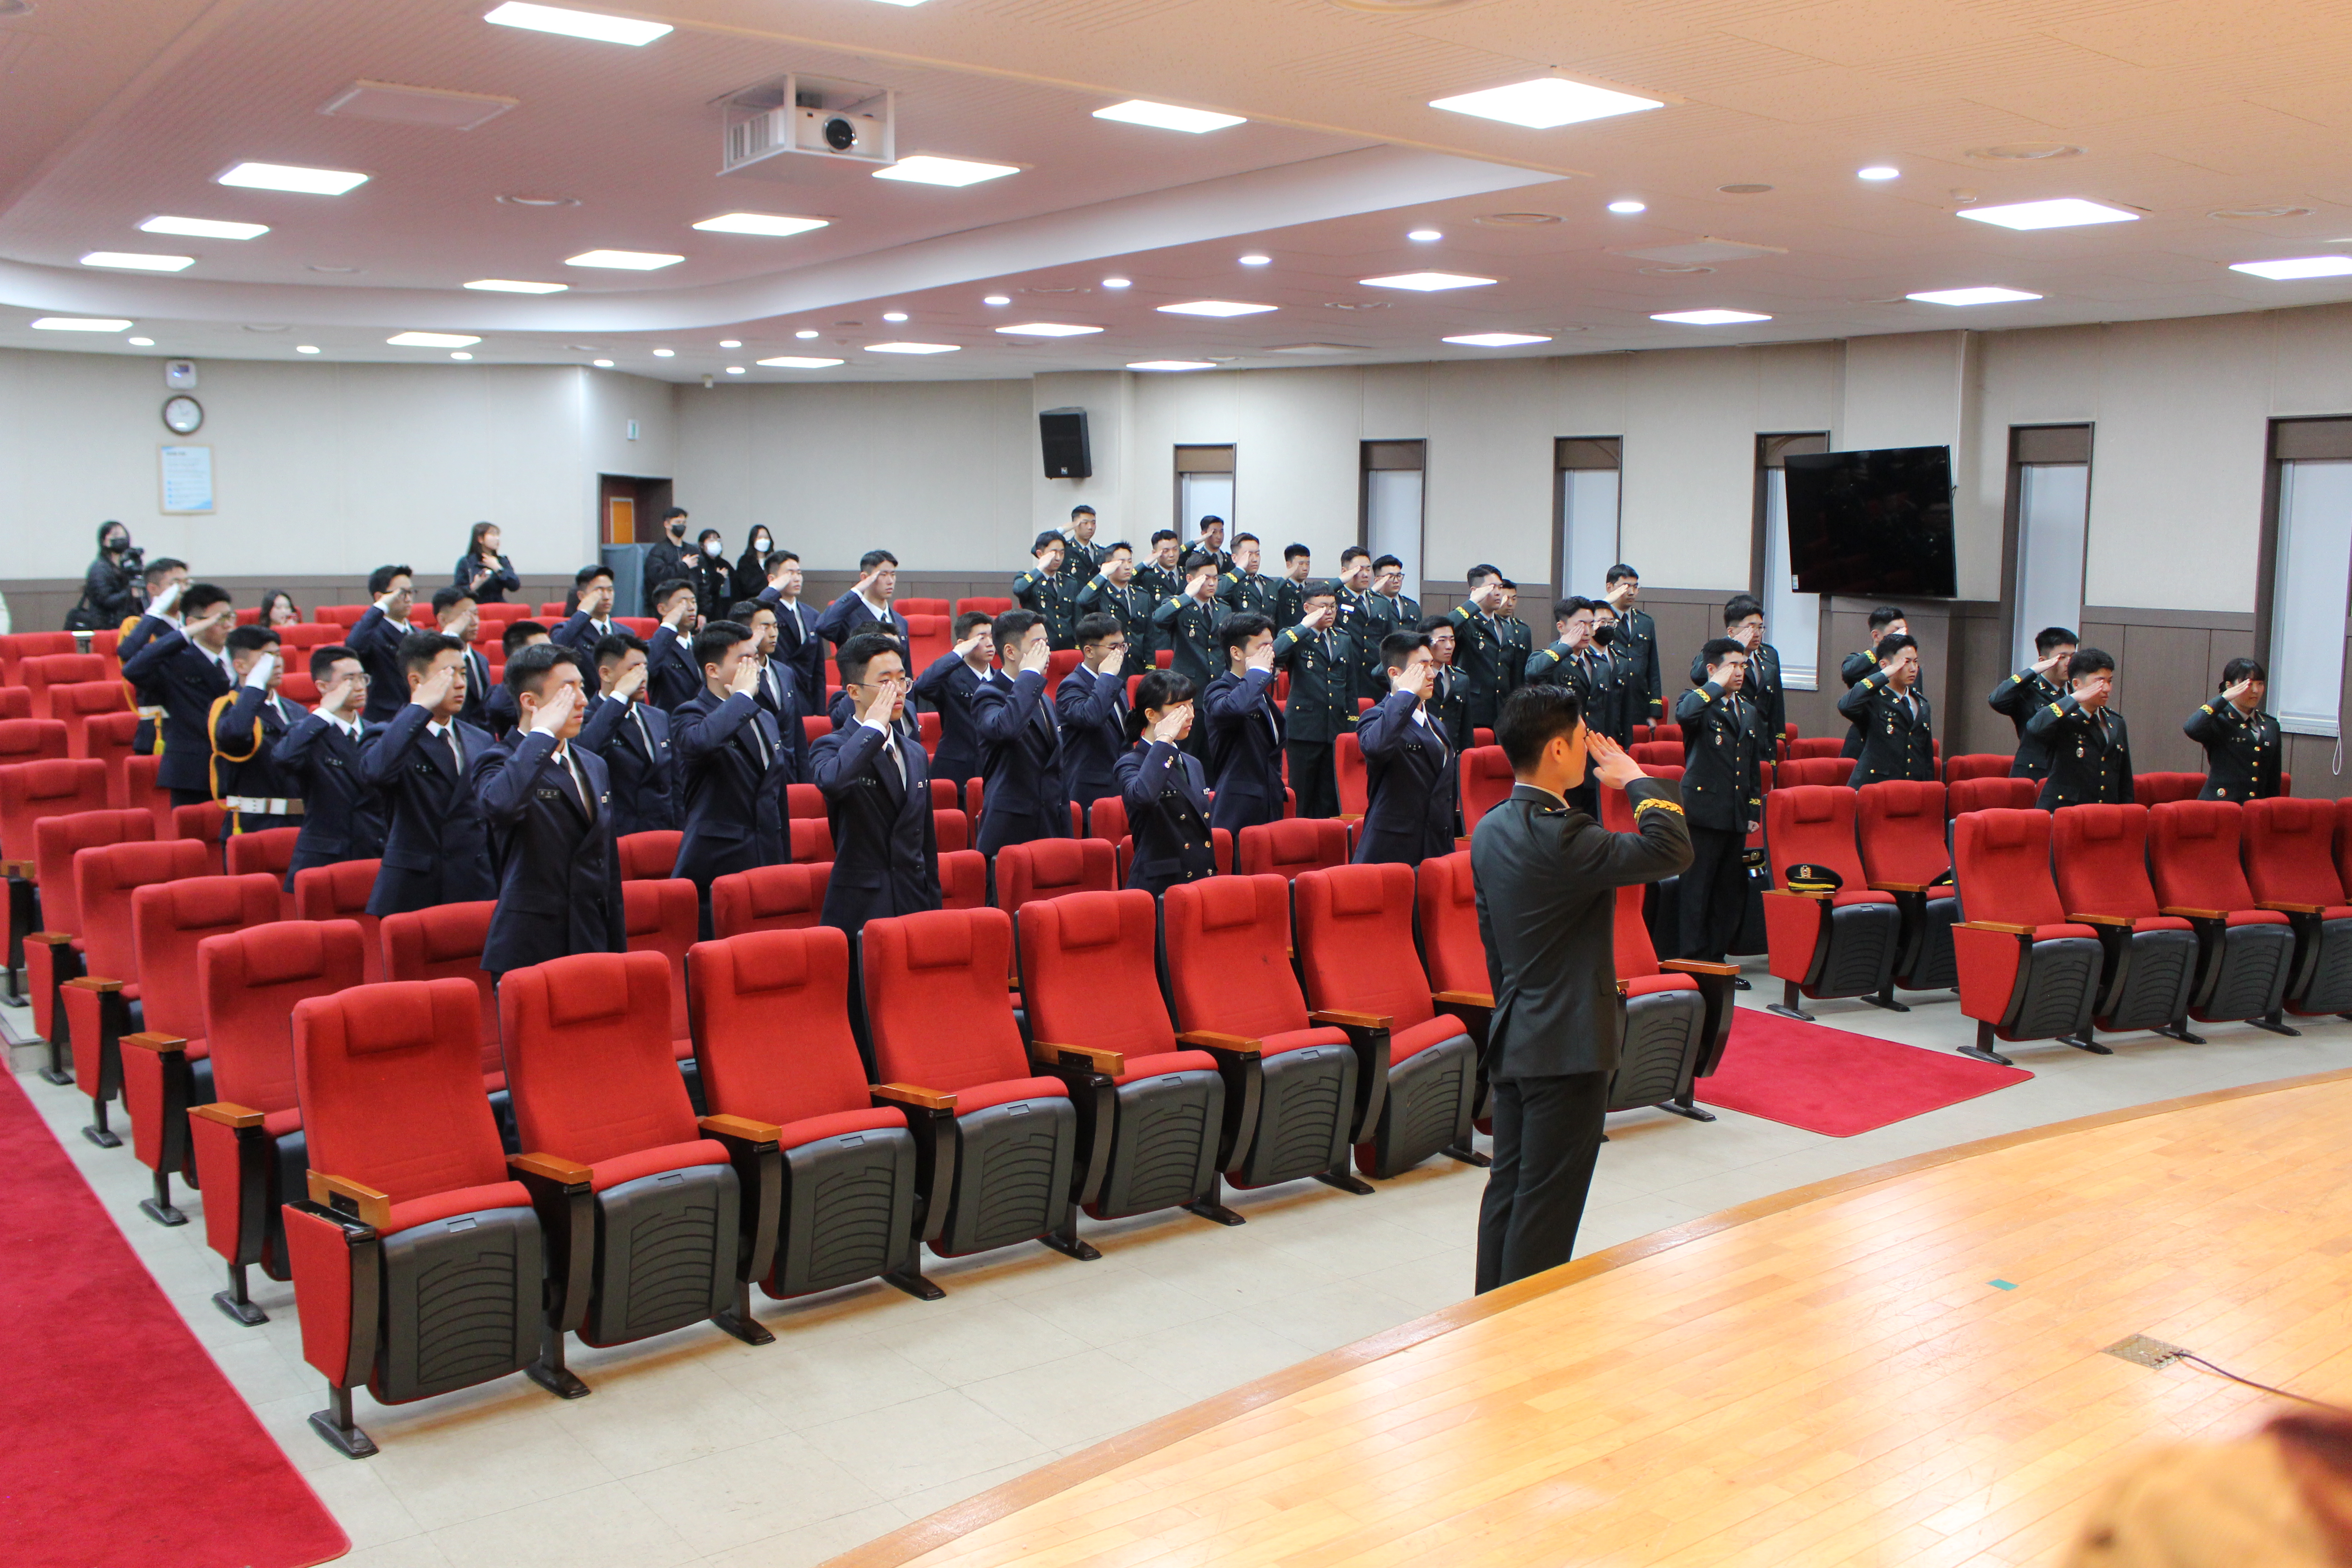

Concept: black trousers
[[1475, 1070, 1609, 1294], [1288, 739, 1338, 818], [1680, 823, 1747, 963], [168, 786, 211, 810]]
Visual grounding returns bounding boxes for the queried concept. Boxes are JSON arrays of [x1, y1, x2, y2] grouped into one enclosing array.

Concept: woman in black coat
[[732, 525, 776, 603], [2185, 657, 2283, 802], [1114, 671, 1216, 897], [74, 521, 142, 630], [452, 522, 521, 603], [689, 528, 734, 619]]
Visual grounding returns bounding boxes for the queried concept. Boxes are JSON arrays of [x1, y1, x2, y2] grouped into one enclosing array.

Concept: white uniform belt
[[226, 796, 304, 817], [136, 705, 164, 719]]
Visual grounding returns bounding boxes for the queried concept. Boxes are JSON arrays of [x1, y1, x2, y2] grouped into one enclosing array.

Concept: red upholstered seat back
[[996, 837, 1117, 911], [786, 783, 824, 821], [226, 826, 300, 885], [1766, 786, 1868, 892], [123, 753, 170, 834], [294, 979, 509, 1205], [1458, 746, 1514, 835], [1856, 780, 1950, 887], [49, 682, 128, 752], [132, 874, 283, 1040], [1019, 890, 1176, 1057], [1629, 742, 1681, 768], [293, 860, 382, 979], [789, 816, 833, 864], [33, 808, 152, 931], [1785, 737, 1843, 760], [80, 711, 139, 805], [939, 848, 987, 910], [1294, 863, 1435, 1030], [2133, 772, 2206, 807], [689, 927, 868, 1126], [1414, 852, 1488, 997], [20, 654, 107, 718], [1647, 723, 1681, 743], [711, 862, 831, 937], [378, 902, 501, 1078], [1776, 756, 1855, 789], [933, 808, 970, 853], [0, 718, 70, 768], [501, 951, 698, 1164], [1162, 874, 1309, 1038], [956, 596, 1012, 620], [1084, 795, 1126, 843], [1943, 753, 2016, 787], [2241, 797, 2345, 908], [2337, 798, 2352, 904], [622, 878, 697, 1041], [2149, 800, 2256, 911], [312, 605, 368, 628], [0, 689, 28, 722], [1238, 818, 1350, 881], [2, 757, 108, 862], [902, 614, 951, 675], [2051, 804, 2161, 920], [617, 829, 682, 882], [172, 802, 226, 868], [896, 598, 950, 617], [201, 920, 368, 1116], [861, 908, 1030, 1091], [926, 775, 956, 811], [1333, 732, 1368, 819], [1947, 776, 2038, 817], [74, 838, 208, 983], [1612, 882, 1663, 980], [1953, 808, 2066, 927]]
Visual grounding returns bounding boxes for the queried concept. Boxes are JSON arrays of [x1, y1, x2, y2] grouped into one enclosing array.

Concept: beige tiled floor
[[11, 968, 2352, 1568]]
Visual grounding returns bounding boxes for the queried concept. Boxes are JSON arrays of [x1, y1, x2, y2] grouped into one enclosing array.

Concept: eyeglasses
[[860, 673, 913, 691]]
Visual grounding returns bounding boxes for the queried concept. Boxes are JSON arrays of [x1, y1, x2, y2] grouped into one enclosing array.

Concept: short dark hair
[[575, 564, 612, 588], [398, 630, 463, 681], [2035, 625, 2079, 657], [1496, 684, 1583, 772], [1221, 612, 1272, 655], [764, 549, 799, 573], [1232, 531, 1259, 549], [729, 599, 770, 625], [431, 586, 473, 618], [593, 631, 647, 667], [1381, 631, 1431, 672], [1498, 578, 1519, 592], [1181, 550, 1220, 577], [310, 644, 359, 681], [2068, 647, 2116, 682], [1075, 612, 1122, 646], [182, 583, 232, 618], [660, 506, 689, 524], [225, 625, 278, 656], [1302, 579, 1337, 606], [1284, 543, 1311, 562], [695, 621, 753, 673], [1553, 595, 1592, 624], [1070, 504, 1095, 520], [1033, 529, 1064, 554], [1340, 545, 1371, 568], [143, 557, 186, 587], [1372, 554, 1401, 574], [505, 641, 577, 700], [953, 609, 993, 640], [1867, 605, 1906, 633], [1127, 671, 1195, 742], [367, 564, 411, 596], [697, 528, 722, 547], [1700, 637, 1746, 670], [654, 577, 696, 608], [1150, 529, 1178, 546], [838, 632, 905, 687], [1198, 514, 1225, 530], [1466, 562, 1500, 587], [858, 548, 898, 573], [502, 619, 549, 657], [1416, 612, 1452, 635], [1104, 539, 1134, 558], [1874, 632, 1918, 663], [2220, 656, 2266, 689], [1605, 563, 1638, 586], [1723, 594, 1763, 627], [992, 609, 1043, 659]]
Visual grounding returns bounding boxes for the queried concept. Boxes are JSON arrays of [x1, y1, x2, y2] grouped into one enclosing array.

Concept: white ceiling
[[5, 0, 2352, 382]]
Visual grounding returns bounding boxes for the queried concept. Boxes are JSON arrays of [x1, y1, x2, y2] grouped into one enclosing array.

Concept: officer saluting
[[1989, 626, 2078, 783], [1073, 540, 1153, 679], [1270, 581, 1354, 819], [1216, 532, 1281, 618], [1152, 551, 1230, 691], [1586, 603, 1632, 746], [1447, 565, 1516, 744], [1601, 564, 1662, 727], [2185, 657, 2281, 801], [1840, 608, 1907, 759], [1012, 530, 1081, 650], [1837, 633, 1936, 788], [2024, 647, 2134, 809], [1522, 596, 1599, 813], [1674, 638, 1764, 970]]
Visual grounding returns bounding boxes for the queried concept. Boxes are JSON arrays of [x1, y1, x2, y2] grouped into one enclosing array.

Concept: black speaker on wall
[[1039, 407, 1092, 479]]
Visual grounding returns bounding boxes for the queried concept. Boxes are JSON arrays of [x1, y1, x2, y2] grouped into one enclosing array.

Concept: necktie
[[439, 726, 462, 777], [554, 748, 588, 815], [882, 734, 906, 788], [749, 714, 772, 769], [631, 705, 653, 758]]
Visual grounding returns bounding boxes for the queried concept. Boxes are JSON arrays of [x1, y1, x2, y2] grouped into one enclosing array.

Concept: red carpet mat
[[0, 1070, 348, 1568], [1695, 1006, 2032, 1136]]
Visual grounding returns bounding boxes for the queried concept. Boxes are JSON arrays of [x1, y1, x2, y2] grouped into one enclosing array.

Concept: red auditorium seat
[[1414, 853, 1487, 1002], [18, 807, 152, 1078], [292, 860, 383, 980], [1784, 737, 1845, 760], [59, 838, 210, 1148], [19, 653, 108, 719], [995, 837, 1117, 913], [225, 827, 302, 916], [1334, 732, 1367, 821], [616, 829, 682, 882], [786, 782, 824, 820], [49, 681, 128, 757], [1942, 753, 2016, 789], [1946, 775, 2038, 818], [918, 710, 943, 759], [283, 978, 553, 1456], [1458, 746, 1514, 837], [500, 950, 783, 1376], [1951, 809, 2103, 1065], [2239, 797, 2352, 1019], [171, 802, 227, 872], [2147, 800, 2297, 1033], [800, 714, 830, 749], [2338, 797, 2352, 897], [0, 717, 70, 772], [902, 613, 951, 676], [1854, 780, 1959, 993], [933, 807, 970, 853], [1647, 723, 1681, 744], [1085, 795, 1125, 843], [1775, 756, 1855, 789], [79, 710, 139, 806], [1237, 818, 1350, 882], [310, 603, 367, 628], [2050, 804, 2203, 1044], [689, 926, 939, 1298], [123, 752, 172, 834], [938, 848, 986, 909], [1017, 890, 1237, 1224], [966, 774, 982, 821], [0, 631, 75, 686], [117, 872, 282, 1225], [379, 901, 505, 1093], [862, 907, 1094, 1261], [2132, 772, 2206, 807], [896, 597, 951, 617], [956, 596, 1013, 620], [278, 672, 320, 706], [1607, 882, 1737, 1118], [1163, 875, 1365, 1194], [1, 755, 106, 864], [789, 816, 833, 864], [1294, 864, 1482, 1177], [536, 601, 567, 618], [1761, 785, 1901, 1021], [1629, 741, 1681, 768], [622, 877, 701, 1089], [710, 862, 831, 937], [0, 687, 29, 721]]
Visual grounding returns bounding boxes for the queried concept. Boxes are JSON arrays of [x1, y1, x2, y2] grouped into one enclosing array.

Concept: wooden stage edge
[[825, 1063, 2352, 1568]]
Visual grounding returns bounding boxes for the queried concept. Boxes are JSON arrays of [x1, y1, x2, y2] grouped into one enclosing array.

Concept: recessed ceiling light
[[996, 323, 1103, 336], [719, 338, 741, 347], [1967, 142, 2083, 161], [1444, 332, 1552, 347], [1102, 276, 1132, 289], [1651, 309, 1771, 325], [1157, 299, 1277, 317], [1857, 166, 1900, 181], [1360, 271, 1496, 291], [873, 155, 1020, 187], [30, 317, 132, 332], [1637, 265, 1714, 276], [1238, 254, 1272, 266], [1128, 360, 1217, 372], [218, 161, 368, 196], [882, 312, 909, 323], [565, 249, 683, 269], [566, 343, 600, 351], [306, 264, 363, 273], [691, 212, 828, 236], [865, 342, 960, 354], [756, 355, 845, 368], [795, 329, 821, 339], [140, 215, 268, 240], [388, 331, 481, 347], [1093, 100, 1245, 133], [1718, 183, 1774, 195], [1429, 76, 1662, 130], [1477, 211, 1561, 227], [652, 348, 674, 356], [1907, 285, 2043, 305], [982, 294, 1011, 305], [127, 337, 157, 347], [451, 351, 474, 360], [1606, 200, 1647, 215], [2229, 255, 2352, 280], [725, 365, 745, 374], [2209, 206, 2313, 221], [593, 358, 614, 366], [464, 278, 567, 293], [1957, 197, 2139, 230], [296, 344, 319, 353], [482, 2, 671, 45], [243, 323, 290, 333], [496, 193, 579, 207], [1407, 228, 1444, 242], [81, 251, 193, 271]]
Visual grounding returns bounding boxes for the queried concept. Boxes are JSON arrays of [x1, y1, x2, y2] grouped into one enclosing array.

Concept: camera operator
[[72, 522, 144, 631]]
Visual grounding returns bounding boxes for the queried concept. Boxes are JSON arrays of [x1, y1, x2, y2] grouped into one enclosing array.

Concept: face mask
[[703, 540, 722, 557], [751, 536, 769, 552], [1592, 625, 1614, 647]]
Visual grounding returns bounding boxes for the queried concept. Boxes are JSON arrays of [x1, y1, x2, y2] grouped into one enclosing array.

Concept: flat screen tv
[[1782, 444, 1957, 598]]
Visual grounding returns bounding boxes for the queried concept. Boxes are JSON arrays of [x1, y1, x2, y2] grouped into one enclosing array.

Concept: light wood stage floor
[[832, 1068, 2352, 1568]]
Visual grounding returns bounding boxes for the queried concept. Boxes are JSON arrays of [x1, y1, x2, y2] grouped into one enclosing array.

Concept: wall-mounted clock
[[161, 395, 204, 435]]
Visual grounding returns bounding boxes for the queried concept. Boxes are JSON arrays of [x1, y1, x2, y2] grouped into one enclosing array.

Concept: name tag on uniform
[[536, 787, 564, 801]]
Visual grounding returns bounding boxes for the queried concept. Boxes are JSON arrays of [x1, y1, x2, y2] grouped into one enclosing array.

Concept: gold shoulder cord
[[1633, 797, 1685, 818]]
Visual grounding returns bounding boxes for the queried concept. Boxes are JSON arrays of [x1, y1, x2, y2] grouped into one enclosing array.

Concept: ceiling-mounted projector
[[718, 74, 896, 176]]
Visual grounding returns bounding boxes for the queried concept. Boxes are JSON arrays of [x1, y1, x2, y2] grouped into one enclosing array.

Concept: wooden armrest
[[191, 1102, 264, 1129], [872, 1083, 957, 1111], [64, 975, 123, 993], [697, 1113, 781, 1144], [1764, 887, 1831, 902], [1430, 989, 1495, 1009], [1031, 1041, 1126, 1075], [2259, 901, 2326, 915], [1960, 920, 2034, 936], [122, 1031, 188, 1053], [1659, 958, 1741, 977], [2066, 912, 2134, 928], [307, 1170, 392, 1229], [0, 859, 32, 878], [1614, 979, 1629, 996], [1308, 1008, 1391, 1031], [1175, 1029, 1260, 1053], [27, 931, 75, 946], [508, 1152, 593, 1186], [1870, 881, 1929, 893], [1006, 975, 1020, 990], [2160, 906, 2227, 921]]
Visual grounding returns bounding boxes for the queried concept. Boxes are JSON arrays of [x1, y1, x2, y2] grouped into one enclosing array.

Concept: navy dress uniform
[[1012, 565, 1081, 650], [358, 704, 499, 916], [1271, 620, 1356, 819], [470, 731, 625, 977], [1152, 594, 1229, 691], [1989, 665, 2069, 781], [575, 692, 680, 834], [2185, 699, 2282, 801], [1116, 738, 1215, 897], [115, 613, 170, 755], [119, 619, 235, 801], [1352, 689, 1456, 866], [911, 652, 988, 792], [1201, 665, 1286, 832], [2024, 697, 2136, 809], [1073, 575, 1154, 679], [754, 588, 829, 716], [272, 710, 383, 882], [1054, 661, 1131, 819], [1523, 641, 1597, 813], [345, 603, 413, 726], [809, 718, 942, 934], [669, 686, 801, 911], [970, 667, 1074, 855], [1672, 676, 1764, 964], [208, 682, 307, 836], [1612, 605, 1664, 726], [643, 623, 702, 713], [1837, 671, 1937, 788]]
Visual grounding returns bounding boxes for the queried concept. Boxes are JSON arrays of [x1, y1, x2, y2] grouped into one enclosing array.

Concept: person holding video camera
[[71, 521, 143, 631]]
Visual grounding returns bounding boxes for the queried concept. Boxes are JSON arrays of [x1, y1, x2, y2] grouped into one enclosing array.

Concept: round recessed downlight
[[984, 294, 1011, 305], [1476, 211, 1560, 227], [653, 348, 674, 357], [296, 344, 320, 353], [726, 366, 745, 374], [719, 339, 740, 348], [451, 351, 473, 360], [1966, 142, 2083, 161], [127, 336, 156, 346], [1607, 199, 1647, 214], [592, 358, 612, 367]]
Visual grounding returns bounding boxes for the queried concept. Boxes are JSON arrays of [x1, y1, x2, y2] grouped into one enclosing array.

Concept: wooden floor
[[833, 1070, 2352, 1568]]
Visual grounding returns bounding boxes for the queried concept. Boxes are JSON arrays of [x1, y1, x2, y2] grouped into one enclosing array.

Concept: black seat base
[[1356, 1032, 1475, 1180], [767, 1127, 917, 1299], [934, 1095, 1076, 1258], [1229, 1043, 1355, 1191], [580, 1165, 738, 1348], [1091, 1068, 1223, 1220], [375, 1205, 543, 1404], [1607, 990, 1707, 1114]]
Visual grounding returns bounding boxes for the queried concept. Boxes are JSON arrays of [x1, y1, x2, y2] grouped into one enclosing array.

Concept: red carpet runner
[[1695, 1007, 2032, 1136], [0, 1070, 348, 1568]]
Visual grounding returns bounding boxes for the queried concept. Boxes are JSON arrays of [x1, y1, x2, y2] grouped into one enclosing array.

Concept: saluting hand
[[2033, 650, 2069, 678], [412, 662, 457, 711], [1393, 661, 1434, 702], [858, 678, 897, 728], [1151, 704, 1191, 744], [726, 658, 762, 698], [1020, 637, 1052, 676], [611, 663, 647, 702], [2222, 677, 2255, 706], [530, 680, 579, 736], [1588, 732, 1644, 792], [1245, 641, 1275, 674]]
